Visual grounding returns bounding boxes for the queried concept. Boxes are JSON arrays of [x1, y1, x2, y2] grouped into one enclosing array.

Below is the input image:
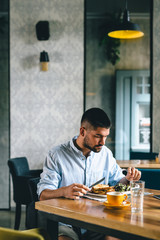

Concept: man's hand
[[63, 183, 90, 200], [125, 167, 141, 181]]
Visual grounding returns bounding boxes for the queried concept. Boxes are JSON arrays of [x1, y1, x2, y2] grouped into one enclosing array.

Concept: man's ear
[[80, 127, 85, 137]]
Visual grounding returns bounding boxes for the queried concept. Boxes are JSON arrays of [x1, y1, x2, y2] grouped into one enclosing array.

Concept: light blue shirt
[[37, 136, 124, 197]]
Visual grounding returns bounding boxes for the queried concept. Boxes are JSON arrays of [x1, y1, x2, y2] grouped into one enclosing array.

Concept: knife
[[89, 177, 105, 188]]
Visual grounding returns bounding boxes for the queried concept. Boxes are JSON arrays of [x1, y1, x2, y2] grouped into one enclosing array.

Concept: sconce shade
[[36, 21, 50, 40], [108, 5, 144, 39], [40, 51, 49, 71], [40, 51, 49, 62]]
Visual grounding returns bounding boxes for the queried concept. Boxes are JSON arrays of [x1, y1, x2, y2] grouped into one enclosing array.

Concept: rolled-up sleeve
[[37, 150, 61, 197]]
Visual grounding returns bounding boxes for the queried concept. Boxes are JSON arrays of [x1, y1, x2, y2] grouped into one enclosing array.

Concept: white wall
[[10, 0, 84, 172]]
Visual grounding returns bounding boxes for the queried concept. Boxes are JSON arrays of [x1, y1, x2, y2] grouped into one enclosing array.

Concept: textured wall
[[10, 0, 84, 171], [152, 0, 160, 152]]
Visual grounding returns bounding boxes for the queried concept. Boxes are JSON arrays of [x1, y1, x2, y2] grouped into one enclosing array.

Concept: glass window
[[85, 0, 151, 159]]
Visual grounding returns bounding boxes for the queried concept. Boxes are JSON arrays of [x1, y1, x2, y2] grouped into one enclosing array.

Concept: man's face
[[82, 127, 110, 153]]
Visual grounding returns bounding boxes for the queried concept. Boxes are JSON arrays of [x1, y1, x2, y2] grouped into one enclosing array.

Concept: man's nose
[[99, 137, 106, 145]]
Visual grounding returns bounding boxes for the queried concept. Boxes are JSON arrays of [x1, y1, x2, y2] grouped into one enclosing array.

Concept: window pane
[[144, 77, 150, 85], [137, 77, 143, 85], [144, 86, 150, 94], [137, 86, 142, 94], [139, 104, 150, 146]]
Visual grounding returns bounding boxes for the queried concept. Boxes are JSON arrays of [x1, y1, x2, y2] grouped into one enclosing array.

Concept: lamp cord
[[125, 0, 128, 10], [123, 0, 130, 22]]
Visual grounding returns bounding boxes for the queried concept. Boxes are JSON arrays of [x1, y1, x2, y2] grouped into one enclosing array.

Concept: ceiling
[[0, 0, 150, 15], [0, 0, 8, 12], [86, 0, 150, 14]]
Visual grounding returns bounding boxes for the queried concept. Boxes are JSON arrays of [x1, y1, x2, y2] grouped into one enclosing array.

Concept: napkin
[[83, 195, 107, 202]]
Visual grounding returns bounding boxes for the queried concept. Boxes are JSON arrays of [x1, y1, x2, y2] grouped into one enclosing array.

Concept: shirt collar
[[70, 136, 92, 157], [70, 136, 82, 154]]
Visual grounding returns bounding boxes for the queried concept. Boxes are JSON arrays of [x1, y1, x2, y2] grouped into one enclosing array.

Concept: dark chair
[[26, 177, 40, 229], [28, 177, 40, 202], [26, 177, 82, 239], [130, 151, 158, 160], [8, 157, 42, 230]]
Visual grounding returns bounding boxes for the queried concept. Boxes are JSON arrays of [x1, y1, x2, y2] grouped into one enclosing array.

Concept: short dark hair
[[81, 108, 111, 129]]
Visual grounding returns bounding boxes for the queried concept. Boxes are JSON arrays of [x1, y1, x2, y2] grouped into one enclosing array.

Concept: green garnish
[[114, 183, 130, 192]]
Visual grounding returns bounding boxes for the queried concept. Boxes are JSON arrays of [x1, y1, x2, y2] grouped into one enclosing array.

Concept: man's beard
[[83, 136, 103, 153]]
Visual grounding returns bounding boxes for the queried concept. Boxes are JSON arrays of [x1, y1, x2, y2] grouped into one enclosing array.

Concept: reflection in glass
[[139, 104, 150, 146], [85, 0, 151, 159]]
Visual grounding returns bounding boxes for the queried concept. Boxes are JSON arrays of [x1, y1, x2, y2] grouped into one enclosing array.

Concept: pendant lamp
[[108, 0, 144, 39]]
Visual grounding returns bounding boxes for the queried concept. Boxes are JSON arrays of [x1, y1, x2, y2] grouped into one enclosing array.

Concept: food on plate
[[114, 183, 130, 192], [90, 183, 130, 195], [91, 184, 115, 195]]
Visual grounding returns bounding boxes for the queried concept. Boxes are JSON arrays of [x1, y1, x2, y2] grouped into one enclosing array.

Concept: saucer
[[103, 201, 131, 209]]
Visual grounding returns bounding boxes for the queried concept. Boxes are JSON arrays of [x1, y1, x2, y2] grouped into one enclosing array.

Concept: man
[[37, 108, 141, 240]]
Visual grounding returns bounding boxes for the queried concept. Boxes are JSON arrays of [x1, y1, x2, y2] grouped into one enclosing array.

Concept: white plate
[[121, 191, 131, 195]]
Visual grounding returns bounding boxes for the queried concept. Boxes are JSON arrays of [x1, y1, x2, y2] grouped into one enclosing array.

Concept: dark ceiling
[[0, 0, 150, 14], [0, 0, 8, 12], [86, 0, 150, 14]]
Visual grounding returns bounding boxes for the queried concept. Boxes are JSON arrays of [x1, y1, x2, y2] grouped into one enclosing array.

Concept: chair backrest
[[28, 177, 40, 202], [130, 152, 158, 160], [8, 157, 37, 204], [26, 177, 40, 229], [8, 157, 30, 177], [138, 168, 160, 190]]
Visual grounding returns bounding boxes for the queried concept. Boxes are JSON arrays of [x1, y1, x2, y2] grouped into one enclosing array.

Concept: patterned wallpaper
[[10, 0, 84, 170], [153, 0, 160, 152]]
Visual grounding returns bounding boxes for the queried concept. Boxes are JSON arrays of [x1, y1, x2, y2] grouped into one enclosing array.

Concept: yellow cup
[[107, 192, 128, 206]]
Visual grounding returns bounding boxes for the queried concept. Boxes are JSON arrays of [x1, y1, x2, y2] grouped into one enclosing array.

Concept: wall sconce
[[40, 51, 49, 71]]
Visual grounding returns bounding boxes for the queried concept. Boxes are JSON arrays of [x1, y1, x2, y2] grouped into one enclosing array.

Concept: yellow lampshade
[[108, 30, 144, 39]]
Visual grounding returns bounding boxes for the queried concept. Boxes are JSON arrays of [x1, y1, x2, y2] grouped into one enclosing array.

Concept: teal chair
[[130, 152, 158, 160], [138, 169, 160, 190]]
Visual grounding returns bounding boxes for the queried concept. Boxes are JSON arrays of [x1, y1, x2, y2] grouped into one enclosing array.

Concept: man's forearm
[[39, 183, 89, 201], [39, 187, 65, 201]]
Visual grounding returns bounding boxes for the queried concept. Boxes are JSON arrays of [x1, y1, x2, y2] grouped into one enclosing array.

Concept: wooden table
[[117, 160, 160, 169], [35, 189, 160, 240]]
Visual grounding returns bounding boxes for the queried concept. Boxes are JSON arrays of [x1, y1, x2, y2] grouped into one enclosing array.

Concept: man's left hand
[[125, 167, 141, 181]]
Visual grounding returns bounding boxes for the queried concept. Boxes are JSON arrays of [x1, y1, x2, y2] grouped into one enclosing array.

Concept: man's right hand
[[62, 183, 90, 200]]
